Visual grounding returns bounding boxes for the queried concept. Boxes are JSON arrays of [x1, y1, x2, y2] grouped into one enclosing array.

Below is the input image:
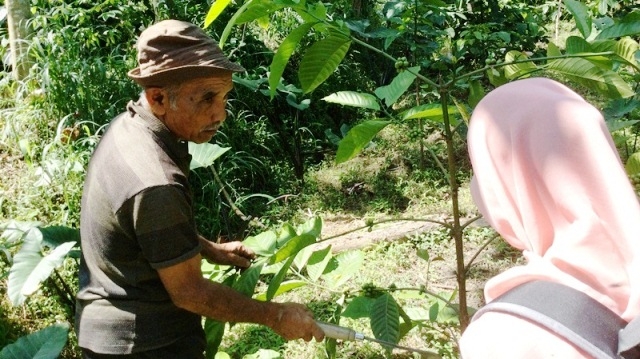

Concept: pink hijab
[[460, 78, 640, 358]]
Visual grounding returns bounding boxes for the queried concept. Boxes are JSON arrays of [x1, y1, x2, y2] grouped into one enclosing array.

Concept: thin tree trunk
[[6, 0, 32, 81]]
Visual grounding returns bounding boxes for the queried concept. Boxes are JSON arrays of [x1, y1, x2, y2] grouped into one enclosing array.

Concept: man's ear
[[144, 87, 167, 117]]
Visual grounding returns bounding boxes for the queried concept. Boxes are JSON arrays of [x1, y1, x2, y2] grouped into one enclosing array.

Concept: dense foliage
[[1, 0, 639, 358]]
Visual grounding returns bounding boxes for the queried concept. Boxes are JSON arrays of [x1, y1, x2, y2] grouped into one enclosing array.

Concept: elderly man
[[75, 20, 324, 358]]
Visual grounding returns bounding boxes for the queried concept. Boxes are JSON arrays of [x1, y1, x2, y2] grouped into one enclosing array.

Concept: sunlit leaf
[[374, 66, 420, 107], [322, 250, 364, 289], [270, 234, 316, 264], [235, 0, 283, 24], [0, 323, 69, 359], [189, 143, 231, 170], [257, 280, 306, 301], [626, 152, 640, 176], [370, 293, 400, 346], [503, 51, 538, 79], [243, 230, 278, 257], [204, 0, 232, 27], [336, 120, 391, 164], [401, 103, 459, 125], [563, 0, 591, 38], [269, 22, 316, 98], [266, 256, 295, 301], [299, 32, 351, 94], [614, 37, 640, 70], [322, 91, 380, 110], [8, 230, 75, 305], [296, 216, 323, 237], [276, 223, 298, 247], [233, 263, 263, 297], [546, 57, 634, 98], [305, 246, 332, 281]]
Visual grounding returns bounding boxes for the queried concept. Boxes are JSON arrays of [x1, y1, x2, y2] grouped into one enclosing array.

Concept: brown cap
[[128, 20, 245, 87]]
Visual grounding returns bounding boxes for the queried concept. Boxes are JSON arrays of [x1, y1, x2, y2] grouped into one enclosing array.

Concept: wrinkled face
[[161, 73, 233, 143]]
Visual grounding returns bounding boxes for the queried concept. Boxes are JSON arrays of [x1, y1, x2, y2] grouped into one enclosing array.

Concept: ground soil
[[315, 214, 504, 310]]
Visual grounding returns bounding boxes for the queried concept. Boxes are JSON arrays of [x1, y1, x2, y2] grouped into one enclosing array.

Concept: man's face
[[164, 73, 234, 144]]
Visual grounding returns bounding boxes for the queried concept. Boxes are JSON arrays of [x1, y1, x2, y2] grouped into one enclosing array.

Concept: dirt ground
[[314, 214, 502, 310]]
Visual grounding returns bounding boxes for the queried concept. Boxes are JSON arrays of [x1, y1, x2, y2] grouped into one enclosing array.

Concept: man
[[76, 20, 324, 358]]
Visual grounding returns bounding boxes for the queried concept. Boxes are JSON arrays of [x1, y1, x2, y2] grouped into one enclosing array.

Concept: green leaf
[[235, 0, 283, 24], [296, 216, 323, 237], [322, 250, 364, 289], [468, 79, 485, 108], [563, 0, 591, 38], [322, 91, 380, 111], [1, 221, 39, 245], [38, 225, 79, 248], [626, 152, 640, 176], [614, 37, 640, 70], [276, 223, 298, 247], [296, 2, 327, 27], [503, 51, 538, 80], [341, 296, 375, 319], [270, 234, 316, 264], [547, 42, 563, 57], [204, 318, 226, 358], [565, 37, 613, 70], [204, 0, 232, 27], [189, 143, 231, 170], [336, 120, 391, 164], [546, 57, 634, 98], [305, 246, 332, 281], [233, 263, 263, 297], [374, 66, 420, 107], [8, 232, 75, 305], [596, 20, 640, 40], [269, 22, 316, 98], [256, 280, 306, 301], [417, 248, 429, 262], [266, 256, 295, 301], [0, 322, 69, 359], [429, 302, 440, 322], [401, 103, 459, 125], [218, 0, 257, 48], [243, 230, 277, 257], [370, 293, 400, 346], [566, 36, 592, 54], [299, 32, 351, 94]]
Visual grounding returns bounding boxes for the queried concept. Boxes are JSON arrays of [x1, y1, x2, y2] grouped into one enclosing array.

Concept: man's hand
[[198, 236, 255, 268], [268, 302, 325, 342]]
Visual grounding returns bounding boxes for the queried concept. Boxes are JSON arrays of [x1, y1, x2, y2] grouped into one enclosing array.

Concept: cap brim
[[128, 63, 245, 87]]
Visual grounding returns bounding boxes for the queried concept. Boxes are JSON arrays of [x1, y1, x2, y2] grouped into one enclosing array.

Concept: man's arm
[[157, 254, 325, 342]]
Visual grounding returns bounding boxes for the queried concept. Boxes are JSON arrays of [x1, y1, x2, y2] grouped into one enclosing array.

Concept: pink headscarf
[[460, 78, 640, 358]]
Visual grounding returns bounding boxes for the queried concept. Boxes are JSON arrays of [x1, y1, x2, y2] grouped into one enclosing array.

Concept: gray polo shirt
[[76, 100, 204, 354]]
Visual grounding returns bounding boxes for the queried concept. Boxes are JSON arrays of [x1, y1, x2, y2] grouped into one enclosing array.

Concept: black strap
[[472, 281, 631, 359]]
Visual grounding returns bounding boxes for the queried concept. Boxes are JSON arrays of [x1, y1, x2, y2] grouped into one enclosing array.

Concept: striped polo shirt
[[76, 100, 204, 354]]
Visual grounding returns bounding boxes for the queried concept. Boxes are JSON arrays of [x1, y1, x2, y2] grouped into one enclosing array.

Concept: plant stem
[[439, 85, 469, 329]]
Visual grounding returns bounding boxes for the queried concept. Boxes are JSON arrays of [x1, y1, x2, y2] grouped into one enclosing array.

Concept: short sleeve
[[129, 186, 201, 269]]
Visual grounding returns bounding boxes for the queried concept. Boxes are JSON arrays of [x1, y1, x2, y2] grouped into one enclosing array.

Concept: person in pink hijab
[[460, 77, 640, 358]]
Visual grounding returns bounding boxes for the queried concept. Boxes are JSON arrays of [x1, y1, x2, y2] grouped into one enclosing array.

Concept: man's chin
[[193, 131, 217, 143]]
